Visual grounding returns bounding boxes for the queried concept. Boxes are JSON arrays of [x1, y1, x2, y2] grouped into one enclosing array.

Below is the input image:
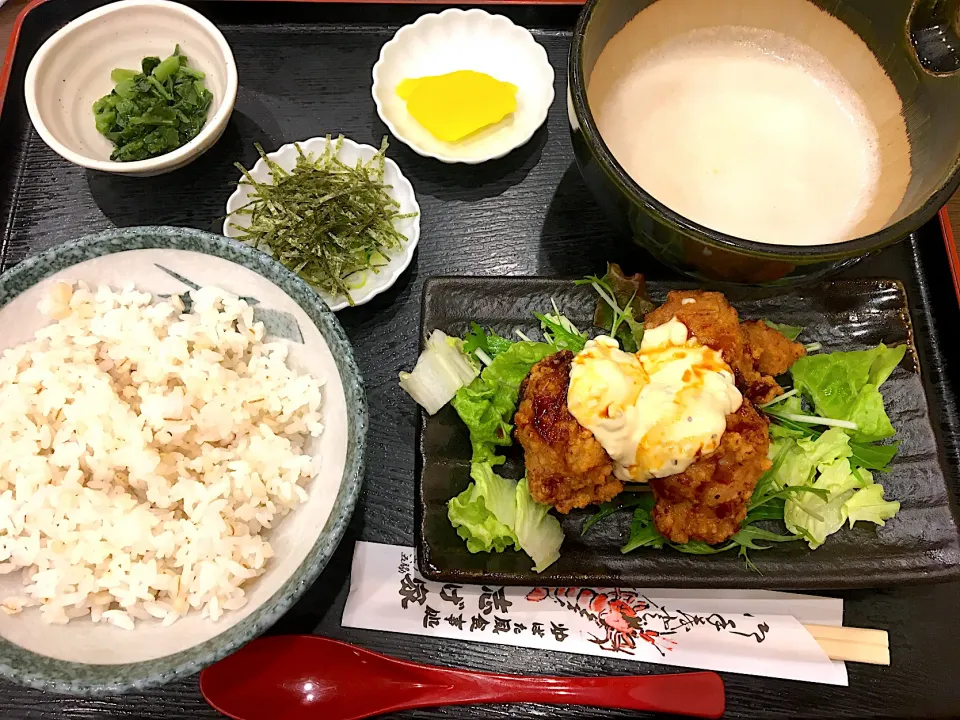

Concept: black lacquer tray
[[3, 2, 960, 719]]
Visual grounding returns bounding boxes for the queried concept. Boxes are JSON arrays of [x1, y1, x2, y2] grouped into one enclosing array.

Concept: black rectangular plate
[[417, 277, 960, 588]]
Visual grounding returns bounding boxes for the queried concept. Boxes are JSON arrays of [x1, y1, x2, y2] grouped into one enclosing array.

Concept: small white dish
[[372, 8, 555, 164], [24, 0, 238, 177], [224, 137, 421, 312]]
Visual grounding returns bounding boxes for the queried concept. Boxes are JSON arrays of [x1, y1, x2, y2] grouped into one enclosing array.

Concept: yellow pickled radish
[[396, 70, 518, 143]]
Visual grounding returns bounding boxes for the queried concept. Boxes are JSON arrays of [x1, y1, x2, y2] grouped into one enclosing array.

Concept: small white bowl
[[24, 0, 238, 177], [372, 8, 555, 164], [224, 137, 421, 312]]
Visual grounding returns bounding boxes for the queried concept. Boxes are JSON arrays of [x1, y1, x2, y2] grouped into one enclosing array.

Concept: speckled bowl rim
[[0, 226, 367, 696]]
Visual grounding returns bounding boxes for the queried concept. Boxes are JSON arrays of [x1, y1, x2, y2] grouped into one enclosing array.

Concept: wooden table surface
[[0, 0, 27, 56], [2, 0, 959, 246]]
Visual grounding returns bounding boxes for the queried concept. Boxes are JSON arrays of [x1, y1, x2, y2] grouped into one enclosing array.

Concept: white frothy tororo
[[591, 27, 884, 246]]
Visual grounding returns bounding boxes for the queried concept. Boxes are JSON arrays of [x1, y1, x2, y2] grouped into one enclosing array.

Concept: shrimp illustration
[[526, 587, 665, 655]]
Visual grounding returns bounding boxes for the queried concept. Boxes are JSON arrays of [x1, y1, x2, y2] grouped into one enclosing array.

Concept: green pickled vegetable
[[92, 46, 214, 162], [228, 136, 418, 304]]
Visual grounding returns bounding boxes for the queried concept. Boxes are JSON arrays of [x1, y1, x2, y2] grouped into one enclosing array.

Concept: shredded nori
[[228, 136, 417, 304], [92, 46, 214, 162]]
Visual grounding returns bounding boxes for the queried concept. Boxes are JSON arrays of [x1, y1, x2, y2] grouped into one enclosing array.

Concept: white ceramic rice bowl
[[0, 227, 366, 694]]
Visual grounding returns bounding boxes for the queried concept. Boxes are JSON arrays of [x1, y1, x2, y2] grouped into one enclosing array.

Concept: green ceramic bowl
[[569, 0, 960, 285], [0, 227, 366, 695]]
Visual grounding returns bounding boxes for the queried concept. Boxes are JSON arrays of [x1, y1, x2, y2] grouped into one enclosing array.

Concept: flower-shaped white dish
[[224, 137, 421, 311], [372, 9, 555, 164]]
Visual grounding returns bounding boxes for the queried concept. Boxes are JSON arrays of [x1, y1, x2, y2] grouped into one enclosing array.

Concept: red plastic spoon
[[200, 636, 725, 719]]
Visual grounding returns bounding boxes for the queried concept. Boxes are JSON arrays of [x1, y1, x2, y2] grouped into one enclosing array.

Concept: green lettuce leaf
[[451, 341, 555, 465], [798, 428, 853, 468], [514, 478, 565, 572], [844, 483, 900, 527], [790, 344, 907, 443], [763, 320, 804, 341], [482, 341, 556, 390], [470, 462, 518, 529], [768, 414, 900, 472], [783, 457, 860, 549], [768, 439, 815, 487], [449, 340, 565, 572], [620, 494, 665, 553], [462, 322, 514, 361], [450, 379, 514, 465], [765, 427, 852, 488], [771, 429, 901, 549], [448, 482, 519, 554], [447, 467, 563, 572], [769, 422, 808, 441]]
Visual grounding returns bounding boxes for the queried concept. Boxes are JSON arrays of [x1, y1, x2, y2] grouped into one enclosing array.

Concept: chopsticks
[[803, 624, 890, 665]]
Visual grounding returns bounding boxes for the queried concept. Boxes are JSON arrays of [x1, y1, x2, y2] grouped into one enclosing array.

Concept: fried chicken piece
[[645, 290, 743, 359], [651, 401, 771, 545], [515, 351, 622, 513], [643, 290, 803, 543], [512, 291, 802, 543], [645, 290, 805, 405], [741, 320, 807, 377]]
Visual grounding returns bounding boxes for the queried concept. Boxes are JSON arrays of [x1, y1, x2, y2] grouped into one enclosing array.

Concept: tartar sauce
[[567, 319, 742, 482]]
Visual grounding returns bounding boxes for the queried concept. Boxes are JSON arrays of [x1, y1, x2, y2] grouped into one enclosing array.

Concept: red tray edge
[[938, 208, 960, 308], [0, 0, 41, 121], [3, 0, 960, 307]]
